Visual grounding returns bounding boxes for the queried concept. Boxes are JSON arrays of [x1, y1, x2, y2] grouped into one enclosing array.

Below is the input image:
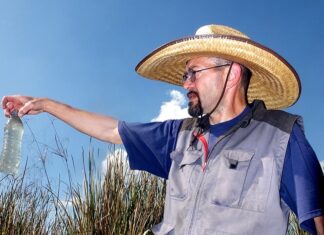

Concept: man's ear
[[227, 63, 242, 89]]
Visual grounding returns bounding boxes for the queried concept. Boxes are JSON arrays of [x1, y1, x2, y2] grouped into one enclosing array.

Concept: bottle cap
[[11, 110, 18, 117]]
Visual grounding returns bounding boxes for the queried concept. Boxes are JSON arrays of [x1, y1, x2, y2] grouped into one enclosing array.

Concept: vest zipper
[[187, 126, 241, 234]]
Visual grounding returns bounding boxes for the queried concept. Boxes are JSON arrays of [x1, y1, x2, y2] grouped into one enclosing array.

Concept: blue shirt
[[118, 110, 324, 234]]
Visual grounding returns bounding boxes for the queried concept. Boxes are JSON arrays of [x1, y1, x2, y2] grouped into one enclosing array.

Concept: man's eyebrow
[[187, 65, 199, 70]]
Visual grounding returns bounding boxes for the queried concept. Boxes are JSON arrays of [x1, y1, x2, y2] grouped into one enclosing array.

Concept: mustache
[[187, 91, 199, 99]]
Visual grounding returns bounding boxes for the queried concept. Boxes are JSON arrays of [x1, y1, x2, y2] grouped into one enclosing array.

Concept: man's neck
[[208, 101, 247, 125]]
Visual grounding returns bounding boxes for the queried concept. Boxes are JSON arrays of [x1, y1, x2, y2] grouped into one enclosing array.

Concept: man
[[2, 25, 324, 234]]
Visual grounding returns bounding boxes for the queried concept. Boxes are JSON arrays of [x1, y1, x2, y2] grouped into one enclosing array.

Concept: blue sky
[[0, 0, 323, 184]]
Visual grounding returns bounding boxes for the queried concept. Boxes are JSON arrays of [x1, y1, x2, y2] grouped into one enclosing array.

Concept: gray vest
[[152, 100, 302, 235]]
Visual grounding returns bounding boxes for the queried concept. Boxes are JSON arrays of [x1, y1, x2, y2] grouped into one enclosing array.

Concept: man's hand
[[2, 95, 45, 117]]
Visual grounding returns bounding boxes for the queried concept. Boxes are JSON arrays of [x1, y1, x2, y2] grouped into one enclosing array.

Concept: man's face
[[183, 57, 229, 117]]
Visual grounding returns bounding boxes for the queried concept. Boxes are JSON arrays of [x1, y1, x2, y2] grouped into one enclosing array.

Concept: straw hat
[[135, 24, 301, 109]]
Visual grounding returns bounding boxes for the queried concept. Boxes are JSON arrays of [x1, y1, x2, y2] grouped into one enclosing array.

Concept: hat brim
[[136, 35, 301, 110]]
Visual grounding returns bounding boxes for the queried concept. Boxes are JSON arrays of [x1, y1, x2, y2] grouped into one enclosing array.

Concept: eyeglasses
[[182, 64, 230, 83]]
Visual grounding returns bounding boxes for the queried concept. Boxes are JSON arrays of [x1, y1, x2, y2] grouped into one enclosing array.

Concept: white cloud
[[320, 161, 324, 173], [151, 90, 190, 122], [101, 148, 129, 176], [101, 148, 141, 185]]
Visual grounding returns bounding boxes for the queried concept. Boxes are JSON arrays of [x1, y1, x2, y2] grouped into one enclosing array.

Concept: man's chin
[[188, 103, 203, 118]]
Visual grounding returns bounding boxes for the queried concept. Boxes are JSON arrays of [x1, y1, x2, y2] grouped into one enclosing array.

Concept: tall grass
[[0, 133, 310, 234], [60, 146, 165, 234], [0, 141, 165, 234], [287, 212, 310, 235]]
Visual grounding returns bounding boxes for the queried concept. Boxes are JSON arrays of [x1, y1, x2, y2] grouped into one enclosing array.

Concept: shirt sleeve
[[118, 119, 183, 179], [280, 122, 324, 234]]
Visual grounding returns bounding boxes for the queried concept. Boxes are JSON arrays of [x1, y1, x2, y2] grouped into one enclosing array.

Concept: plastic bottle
[[0, 111, 24, 175]]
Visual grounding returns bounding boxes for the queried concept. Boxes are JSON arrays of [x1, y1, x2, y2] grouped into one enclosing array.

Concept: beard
[[187, 91, 203, 118], [188, 101, 203, 117]]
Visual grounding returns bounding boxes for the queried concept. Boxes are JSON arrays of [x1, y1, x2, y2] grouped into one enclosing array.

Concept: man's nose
[[183, 79, 194, 90]]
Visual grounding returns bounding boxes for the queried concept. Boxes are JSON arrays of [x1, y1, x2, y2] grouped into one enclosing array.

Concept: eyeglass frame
[[182, 63, 231, 83]]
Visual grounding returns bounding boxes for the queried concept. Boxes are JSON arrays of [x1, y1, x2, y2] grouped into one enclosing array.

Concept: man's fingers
[[18, 100, 42, 117], [2, 96, 41, 117], [1, 96, 9, 108], [18, 102, 31, 117], [2, 99, 14, 117], [2, 95, 31, 117], [3, 100, 18, 117], [5, 101, 13, 109]]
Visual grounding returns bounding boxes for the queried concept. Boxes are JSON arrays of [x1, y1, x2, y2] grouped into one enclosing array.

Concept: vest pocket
[[210, 150, 254, 208], [169, 149, 202, 200]]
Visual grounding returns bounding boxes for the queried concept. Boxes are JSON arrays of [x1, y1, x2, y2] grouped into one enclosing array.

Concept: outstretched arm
[[2, 95, 122, 144]]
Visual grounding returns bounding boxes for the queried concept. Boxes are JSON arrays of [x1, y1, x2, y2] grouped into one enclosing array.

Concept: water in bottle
[[0, 111, 24, 175]]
